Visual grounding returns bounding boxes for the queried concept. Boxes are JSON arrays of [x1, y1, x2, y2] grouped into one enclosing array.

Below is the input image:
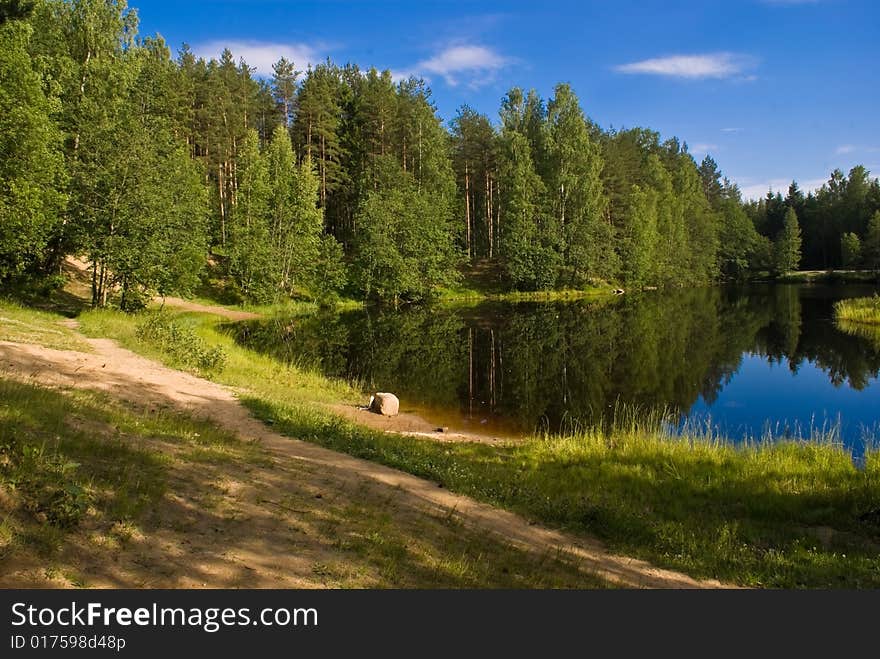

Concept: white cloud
[[192, 40, 322, 76], [835, 144, 880, 156], [399, 44, 513, 88], [691, 143, 719, 155], [614, 52, 757, 80], [738, 177, 827, 201], [388, 70, 413, 83], [721, 127, 743, 133]]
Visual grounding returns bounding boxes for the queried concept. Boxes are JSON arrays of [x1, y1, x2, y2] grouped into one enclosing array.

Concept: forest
[[2, 0, 880, 308]]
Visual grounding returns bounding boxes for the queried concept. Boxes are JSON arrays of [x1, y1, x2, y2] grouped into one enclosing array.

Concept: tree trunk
[[468, 328, 474, 417], [490, 329, 496, 410], [495, 179, 501, 248], [72, 49, 91, 155], [486, 172, 492, 259], [465, 163, 471, 260], [91, 260, 98, 308], [321, 133, 327, 207], [99, 262, 108, 308], [218, 162, 227, 245]]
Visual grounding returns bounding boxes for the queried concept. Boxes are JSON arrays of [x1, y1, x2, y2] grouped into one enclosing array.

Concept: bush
[[0, 436, 90, 529], [135, 312, 227, 373]]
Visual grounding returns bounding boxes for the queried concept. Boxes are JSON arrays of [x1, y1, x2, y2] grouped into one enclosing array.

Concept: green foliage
[[0, 18, 66, 283], [747, 167, 880, 270], [497, 131, 558, 289], [135, 312, 227, 373], [546, 83, 613, 285], [618, 185, 659, 286], [450, 105, 498, 259], [864, 211, 880, 269], [7, 0, 876, 300], [1, 434, 89, 528], [840, 232, 862, 268], [773, 207, 802, 274], [226, 130, 274, 302], [717, 197, 761, 278], [313, 234, 348, 301], [226, 127, 341, 303], [352, 158, 460, 302]]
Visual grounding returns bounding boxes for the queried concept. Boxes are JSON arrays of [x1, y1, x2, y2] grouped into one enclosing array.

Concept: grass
[[242, 398, 880, 588], [435, 258, 620, 303], [0, 374, 606, 588], [29, 292, 880, 588], [0, 299, 92, 352], [0, 377, 247, 559], [160, 293, 363, 317], [135, 312, 228, 374], [78, 307, 363, 406], [313, 494, 611, 588], [437, 285, 618, 304], [834, 295, 880, 325], [778, 270, 880, 284]]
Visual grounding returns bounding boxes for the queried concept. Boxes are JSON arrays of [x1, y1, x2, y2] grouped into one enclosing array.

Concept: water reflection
[[231, 284, 880, 450]]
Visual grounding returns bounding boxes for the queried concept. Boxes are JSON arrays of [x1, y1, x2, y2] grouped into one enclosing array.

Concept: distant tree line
[[743, 168, 880, 272], [2, 0, 879, 308]]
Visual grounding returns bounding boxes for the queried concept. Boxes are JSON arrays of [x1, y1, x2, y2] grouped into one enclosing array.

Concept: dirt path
[[0, 337, 734, 588], [325, 403, 512, 444], [154, 296, 261, 321]]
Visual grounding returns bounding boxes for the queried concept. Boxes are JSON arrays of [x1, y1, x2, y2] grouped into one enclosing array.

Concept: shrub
[[135, 312, 227, 373]]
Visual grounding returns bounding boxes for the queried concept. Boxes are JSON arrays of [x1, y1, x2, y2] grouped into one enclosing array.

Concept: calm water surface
[[233, 284, 880, 453]]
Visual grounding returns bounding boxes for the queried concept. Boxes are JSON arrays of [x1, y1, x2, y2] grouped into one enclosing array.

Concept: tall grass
[[135, 312, 227, 374], [243, 396, 880, 588], [834, 295, 880, 325]]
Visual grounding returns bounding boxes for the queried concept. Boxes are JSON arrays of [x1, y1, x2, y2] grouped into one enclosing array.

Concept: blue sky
[[131, 0, 879, 199]]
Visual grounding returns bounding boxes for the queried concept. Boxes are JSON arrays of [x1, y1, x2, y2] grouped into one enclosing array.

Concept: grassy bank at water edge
[[834, 295, 880, 325], [73, 304, 880, 588]]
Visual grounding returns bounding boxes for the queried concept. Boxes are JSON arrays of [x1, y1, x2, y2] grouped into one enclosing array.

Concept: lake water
[[232, 284, 880, 454]]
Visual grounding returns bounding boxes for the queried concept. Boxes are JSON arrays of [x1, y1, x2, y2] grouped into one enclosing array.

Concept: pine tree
[[698, 155, 723, 208], [840, 232, 862, 268], [863, 211, 880, 269], [271, 57, 300, 128], [227, 130, 273, 301], [545, 83, 612, 285], [619, 185, 659, 286], [450, 106, 497, 259], [352, 158, 459, 303], [497, 131, 557, 289], [774, 207, 802, 274], [293, 64, 345, 229]]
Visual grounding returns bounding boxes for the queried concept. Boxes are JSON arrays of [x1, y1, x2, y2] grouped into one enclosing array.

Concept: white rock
[[369, 392, 399, 416]]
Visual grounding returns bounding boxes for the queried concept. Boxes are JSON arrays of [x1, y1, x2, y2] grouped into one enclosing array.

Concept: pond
[[232, 284, 880, 454]]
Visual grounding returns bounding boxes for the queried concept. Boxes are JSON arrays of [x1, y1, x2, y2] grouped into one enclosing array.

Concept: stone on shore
[[369, 392, 399, 416]]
